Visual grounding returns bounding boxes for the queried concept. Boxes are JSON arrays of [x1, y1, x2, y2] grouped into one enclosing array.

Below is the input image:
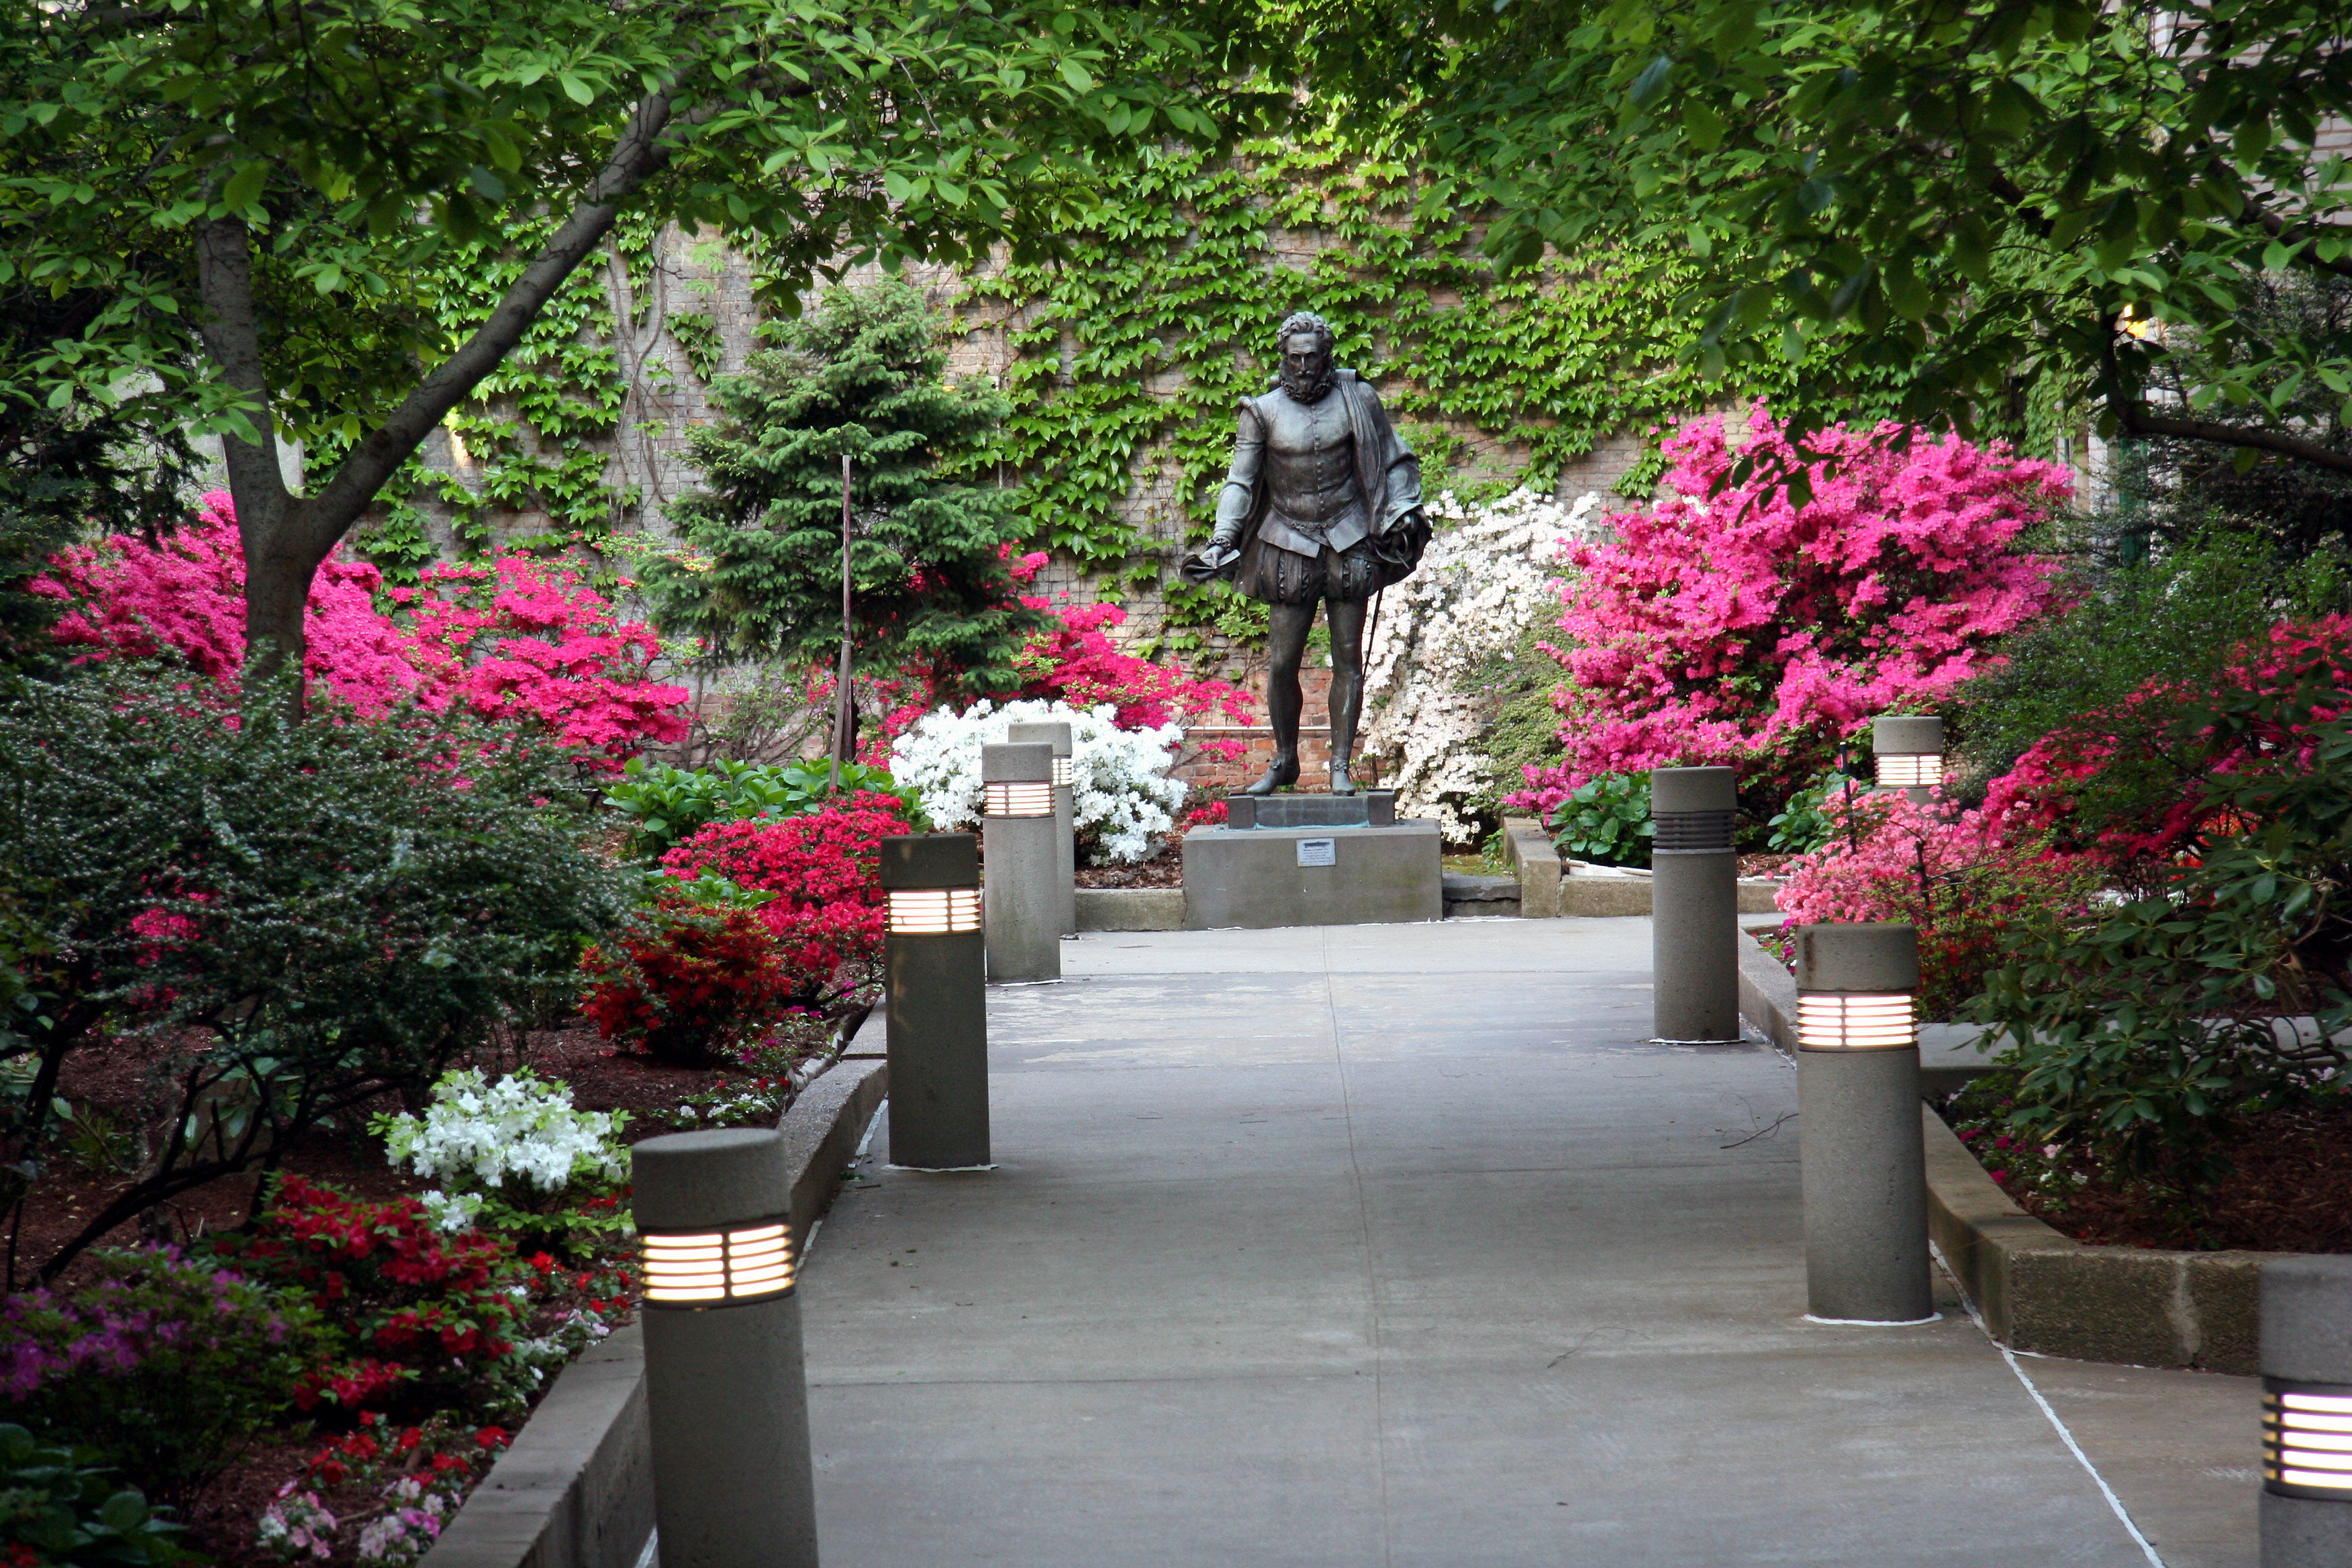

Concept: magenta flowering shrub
[[394, 554, 687, 762], [33, 493, 687, 765], [38, 493, 426, 714], [0, 1246, 321, 1503], [1775, 788, 2098, 1018], [1975, 613, 2352, 859], [1513, 407, 2069, 816]]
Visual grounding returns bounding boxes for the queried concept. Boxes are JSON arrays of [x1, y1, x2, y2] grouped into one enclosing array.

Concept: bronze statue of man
[[1183, 311, 1429, 796]]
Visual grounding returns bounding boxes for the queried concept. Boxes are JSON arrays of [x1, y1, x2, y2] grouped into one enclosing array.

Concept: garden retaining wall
[[418, 1044, 890, 1568], [1734, 930, 2271, 1375]]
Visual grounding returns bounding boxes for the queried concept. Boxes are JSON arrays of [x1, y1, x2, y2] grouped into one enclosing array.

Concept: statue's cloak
[[1182, 369, 1429, 588]]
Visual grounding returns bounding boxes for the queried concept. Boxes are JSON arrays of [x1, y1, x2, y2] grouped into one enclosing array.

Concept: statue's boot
[[1329, 758, 1357, 797], [1241, 754, 1300, 795]]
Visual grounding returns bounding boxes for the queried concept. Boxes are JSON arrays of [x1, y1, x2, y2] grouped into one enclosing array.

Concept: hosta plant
[[1547, 771, 1655, 868]]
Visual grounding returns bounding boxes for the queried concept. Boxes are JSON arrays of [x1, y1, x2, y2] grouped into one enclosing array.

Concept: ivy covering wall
[[349, 128, 1912, 648]]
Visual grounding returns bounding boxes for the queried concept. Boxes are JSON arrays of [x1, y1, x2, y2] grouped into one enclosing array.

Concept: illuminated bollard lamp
[[2260, 1255, 2352, 1566], [880, 832, 990, 1170], [1795, 922, 1935, 1325], [633, 1128, 819, 1568], [1008, 720, 1077, 937], [1871, 715, 1945, 805], [1650, 765, 1741, 1043], [981, 740, 1061, 984]]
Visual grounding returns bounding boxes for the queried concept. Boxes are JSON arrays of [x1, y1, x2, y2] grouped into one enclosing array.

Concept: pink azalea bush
[[34, 493, 686, 765], [1513, 407, 2071, 816], [1775, 787, 2098, 1018]]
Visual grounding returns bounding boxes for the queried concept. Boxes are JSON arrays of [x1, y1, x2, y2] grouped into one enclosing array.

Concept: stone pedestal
[[1182, 818, 1441, 930]]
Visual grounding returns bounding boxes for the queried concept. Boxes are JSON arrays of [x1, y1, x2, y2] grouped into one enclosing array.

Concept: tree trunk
[[188, 81, 697, 709]]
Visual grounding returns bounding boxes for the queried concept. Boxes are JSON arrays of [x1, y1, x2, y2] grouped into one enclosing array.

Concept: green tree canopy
[[1316, 0, 2352, 487], [648, 281, 1040, 701], [0, 0, 1263, 683]]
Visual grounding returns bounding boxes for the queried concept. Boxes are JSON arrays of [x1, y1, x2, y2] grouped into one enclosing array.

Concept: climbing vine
[[340, 123, 1911, 646], [957, 123, 1897, 645]]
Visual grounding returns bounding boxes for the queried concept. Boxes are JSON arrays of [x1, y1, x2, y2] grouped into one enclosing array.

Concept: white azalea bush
[[373, 1067, 630, 1232], [1363, 489, 1600, 840], [889, 698, 1187, 864]]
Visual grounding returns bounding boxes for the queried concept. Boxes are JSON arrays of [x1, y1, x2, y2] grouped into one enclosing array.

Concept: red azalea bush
[[579, 895, 803, 1067], [657, 793, 916, 1002], [1980, 614, 2352, 860], [1513, 407, 2069, 817], [1775, 789, 2100, 1018], [33, 493, 687, 765], [1014, 599, 1254, 732], [209, 1175, 534, 1423]]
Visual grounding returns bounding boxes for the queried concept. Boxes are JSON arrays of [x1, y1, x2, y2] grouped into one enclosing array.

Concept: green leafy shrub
[[0, 1248, 321, 1505], [603, 756, 921, 856], [0, 1423, 185, 1566], [0, 662, 632, 1281], [1549, 771, 1653, 867], [1765, 771, 1866, 855], [1956, 534, 2348, 834], [1978, 685, 2352, 1189]]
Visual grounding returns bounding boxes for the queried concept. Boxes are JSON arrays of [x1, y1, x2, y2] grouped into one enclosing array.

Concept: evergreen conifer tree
[[648, 283, 1037, 705]]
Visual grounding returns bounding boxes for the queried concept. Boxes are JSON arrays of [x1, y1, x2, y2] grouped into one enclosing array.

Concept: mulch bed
[[1736, 852, 1795, 879], [1075, 833, 1184, 889], [1998, 1098, 2352, 1254]]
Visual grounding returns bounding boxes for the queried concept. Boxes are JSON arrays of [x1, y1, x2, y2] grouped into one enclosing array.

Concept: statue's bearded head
[[1276, 311, 1336, 403]]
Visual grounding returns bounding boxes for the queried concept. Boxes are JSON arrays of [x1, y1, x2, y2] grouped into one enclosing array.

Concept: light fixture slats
[[983, 781, 1055, 818], [2265, 1382, 2352, 1496], [887, 887, 983, 934], [1795, 992, 1916, 1051], [642, 1217, 799, 1306], [1875, 754, 1944, 788]]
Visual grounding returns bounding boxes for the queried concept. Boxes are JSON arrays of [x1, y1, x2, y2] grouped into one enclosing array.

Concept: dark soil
[[1996, 1099, 2352, 1254], [1076, 832, 1184, 889], [1737, 852, 1795, 879]]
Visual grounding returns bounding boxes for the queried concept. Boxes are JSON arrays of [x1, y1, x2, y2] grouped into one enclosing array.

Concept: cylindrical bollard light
[[633, 1128, 818, 1568], [880, 832, 989, 1170], [982, 740, 1061, 983], [1007, 720, 1077, 937], [1871, 714, 1945, 805], [1795, 922, 1933, 1324], [2260, 1255, 2352, 1565], [1651, 765, 1740, 1043]]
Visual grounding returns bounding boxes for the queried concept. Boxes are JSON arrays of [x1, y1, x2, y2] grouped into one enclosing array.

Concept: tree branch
[[300, 78, 715, 554], [2118, 403, 2352, 476]]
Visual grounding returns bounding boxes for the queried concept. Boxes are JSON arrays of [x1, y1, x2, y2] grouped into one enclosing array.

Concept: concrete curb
[[420, 1040, 891, 1568], [1734, 928, 2268, 1375], [1075, 887, 1184, 930]]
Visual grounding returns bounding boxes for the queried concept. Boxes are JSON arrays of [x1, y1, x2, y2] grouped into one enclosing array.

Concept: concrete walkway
[[799, 920, 2255, 1567]]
